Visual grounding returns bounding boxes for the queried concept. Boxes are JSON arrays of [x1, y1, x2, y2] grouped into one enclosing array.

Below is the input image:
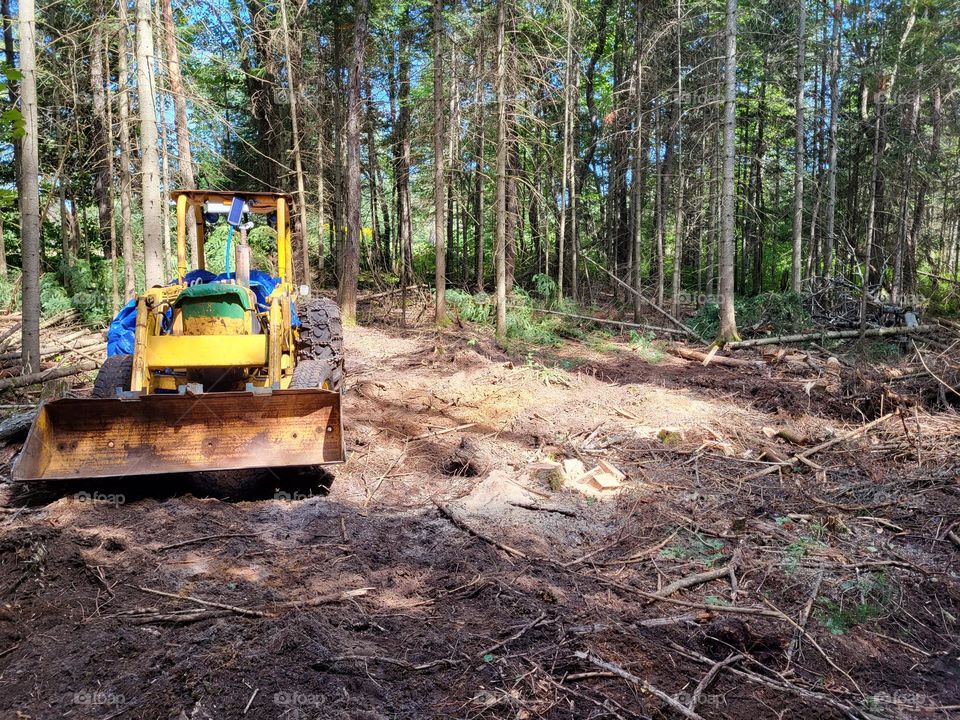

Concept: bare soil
[[0, 315, 958, 719]]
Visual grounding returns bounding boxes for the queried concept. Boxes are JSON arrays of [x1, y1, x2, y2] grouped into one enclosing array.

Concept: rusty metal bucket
[[11, 389, 344, 481]]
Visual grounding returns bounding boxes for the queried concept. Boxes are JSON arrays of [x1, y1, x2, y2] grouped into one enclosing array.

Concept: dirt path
[[0, 323, 957, 719]]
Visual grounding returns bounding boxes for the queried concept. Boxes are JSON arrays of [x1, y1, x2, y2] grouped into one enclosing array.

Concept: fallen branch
[[574, 651, 706, 720], [688, 653, 744, 712], [735, 413, 896, 483], [725, 325, 935, 349], [157, 533, 259, 551], [0, 360, 97, 392], [323, 654, 458, 671], [136, 585, 266, 618], [648, 566, 731, 601], [580, 254, 706, 343], [435, 502, 528, 559], [514, 304, 687, 336], [272, 587, 373, 609], [477, 611, 548, 658], [785, 571, 823, 668]]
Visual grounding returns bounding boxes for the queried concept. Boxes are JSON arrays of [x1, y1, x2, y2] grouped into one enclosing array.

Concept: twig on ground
[[157, 533, 259, 551], [574, 651, 706, 720], [136, 586, 266, 618], [688, 653, 743, 712], [785, 572, 823, 669], [435, 502, 528, 559], [477, 611, 548, 658]]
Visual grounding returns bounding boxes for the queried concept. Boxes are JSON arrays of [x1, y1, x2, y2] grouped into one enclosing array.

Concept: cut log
[[668, 345, 766, 369], [38, 307, 79, 329], [0, 360, 97, 392], [725, 325, 936, 349], [0, 335, 106, 362]]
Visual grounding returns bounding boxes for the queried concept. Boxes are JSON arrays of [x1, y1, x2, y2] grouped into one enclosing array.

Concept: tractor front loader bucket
[[11, 389, 344, 481]]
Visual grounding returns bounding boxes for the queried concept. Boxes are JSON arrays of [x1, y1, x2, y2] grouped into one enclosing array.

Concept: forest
[[3, 0, 959, 350], [0, 0, 959, 718]]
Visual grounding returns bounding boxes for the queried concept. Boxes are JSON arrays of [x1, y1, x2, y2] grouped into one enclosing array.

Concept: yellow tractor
[[13, 190, 345, 482]]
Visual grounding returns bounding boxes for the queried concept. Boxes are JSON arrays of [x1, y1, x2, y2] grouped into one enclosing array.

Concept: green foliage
[[660, 532, 726, 567], [445, 289, 491, 322], [816, 573, 892, 635], [40, 273, 72, 318], [506, 288, 562, 346], [203, 223, 277, 275], [0, 269, 19, 312], [0, 66, 24, 140], [531, 273, 557, 302], [628, 329, 665, 363], [687, 292, 811, 339]]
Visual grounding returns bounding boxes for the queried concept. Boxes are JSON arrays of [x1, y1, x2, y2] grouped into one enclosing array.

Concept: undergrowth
[[687, 291, 810, 339]]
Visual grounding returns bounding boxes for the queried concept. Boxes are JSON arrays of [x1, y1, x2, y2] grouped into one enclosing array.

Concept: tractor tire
[[290, 358, 342, 391], [91, 354, 133, 398], [296, 297, 344, 388]]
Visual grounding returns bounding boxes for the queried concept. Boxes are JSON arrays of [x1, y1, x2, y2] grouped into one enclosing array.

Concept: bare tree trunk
[[718, 0, 739, 343], [90, 2, 114, 280], [339, 0, 368, 324], [671, 0, 683, 317], [632, 5, 646, 322], [18, 0, 40, 372], [790, 0, 806, 291], [493, 0, 507, 341], [822, 0, 842, 281], [135, 0, 164, 288], [433, 0, 447, 322], [279, 0, 312, 286], [118, 0, 135, 299], [557, 0, 573, 301], [104, 30, 119, 315], [396, 11, 414, 287], [160, 0, 197, 261], [472, 24, 485, 291]]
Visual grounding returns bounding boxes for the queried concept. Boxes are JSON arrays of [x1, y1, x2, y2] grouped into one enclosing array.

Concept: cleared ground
[[0, 315, 958, 719]]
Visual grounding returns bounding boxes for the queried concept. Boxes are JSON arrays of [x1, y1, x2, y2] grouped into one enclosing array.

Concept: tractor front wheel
[[92, 354, 133, 398]]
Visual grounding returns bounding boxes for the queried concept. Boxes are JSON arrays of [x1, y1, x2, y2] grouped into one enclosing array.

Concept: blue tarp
[[107, 272, 299, 358]]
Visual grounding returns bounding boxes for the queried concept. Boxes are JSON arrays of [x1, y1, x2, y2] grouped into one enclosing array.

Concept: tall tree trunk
[[472, 22, 485, 291], [396, 11, 414, 287], [339, 0, 368, 323], [160, 0, 198, 261], [118, 0, 136, 299], [790, 0, 806, 291], [433, 0, 447, 322], [104, 30, 119, 315], [557, 0, 573, 300], [90, 2, 114, 277], [493, 0, 507, 341], [632, 4, 646, 323], [18, 0, 40, 372], [279, 0, 312, 286], [136, 0, 164, 288], [718, 0, 739, 343], [822, 0, 842, 281]]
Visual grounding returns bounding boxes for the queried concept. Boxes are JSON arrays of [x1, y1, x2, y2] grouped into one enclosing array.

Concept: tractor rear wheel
[[92, 354, 133, 398], [296, 298, 344, 391]]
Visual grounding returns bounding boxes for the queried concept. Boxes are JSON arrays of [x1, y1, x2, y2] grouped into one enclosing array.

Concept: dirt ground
[[0, 312, 958, 719]]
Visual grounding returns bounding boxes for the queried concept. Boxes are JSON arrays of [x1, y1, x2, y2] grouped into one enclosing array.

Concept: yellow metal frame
[[129, 190, 301, 394]]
